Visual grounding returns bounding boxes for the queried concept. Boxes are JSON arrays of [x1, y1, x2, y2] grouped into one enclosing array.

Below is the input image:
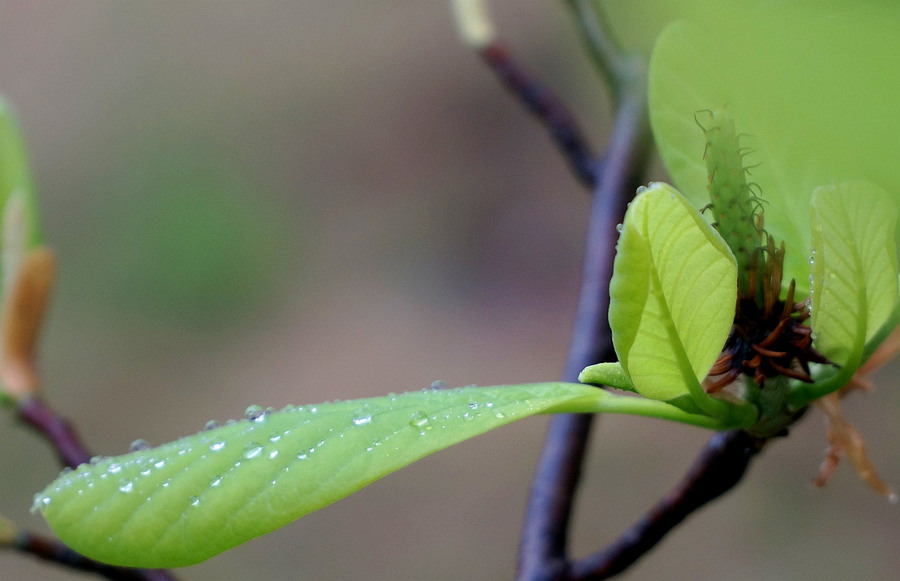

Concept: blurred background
[[0, 2, 898, 580]]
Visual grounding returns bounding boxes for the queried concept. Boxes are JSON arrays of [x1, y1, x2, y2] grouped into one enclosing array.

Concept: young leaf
[[609, 182, 736, 408], [785, 182, 900, 407], [809, 182, 898, 366]]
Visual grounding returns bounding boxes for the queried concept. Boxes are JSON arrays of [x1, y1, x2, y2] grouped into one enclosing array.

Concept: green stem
[[543, 386, 730, 430]]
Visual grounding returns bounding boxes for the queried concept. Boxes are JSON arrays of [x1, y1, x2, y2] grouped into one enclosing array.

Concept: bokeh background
[[1, 2, 898, 580]]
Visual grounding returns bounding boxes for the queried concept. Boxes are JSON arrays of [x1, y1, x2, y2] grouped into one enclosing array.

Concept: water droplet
[[353, 415, 372, 426], [189, 495, 200, 507], [154, 460, 166, 469], [615, 223, 623, 233], [269, 433, 282, 443], [140, 469, 151, 477], [30, 494, 51, 513], [409, 411, 431, 430], [209, 441, 226, 452], [245, 404, 268, 422], [268, 450, 279, 459], [89, 456, 106, 465], [636, 185, 648, 194], [203, 420, 220, 431], [494, 411, 507, 419], [468, 402, 479, 410], [430, 380, 447, 390], [108, 463, 122, 474], [130, 439, 150, 452], [297, 452, 308, 461], [118, 481, 134, 493], [211, 476, 223, 487], [243, 442, 264, 460]]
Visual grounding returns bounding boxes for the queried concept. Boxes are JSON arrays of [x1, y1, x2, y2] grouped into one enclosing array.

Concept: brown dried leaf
[[0, 247, 55, 398]]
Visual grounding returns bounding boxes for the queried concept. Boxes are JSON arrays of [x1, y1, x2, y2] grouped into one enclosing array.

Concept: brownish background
[[1, 2, 898, 580]]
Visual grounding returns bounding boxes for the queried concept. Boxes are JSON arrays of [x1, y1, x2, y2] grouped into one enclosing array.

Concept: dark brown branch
[[570, 430, 767, 580], [6, 528, 175, 581], [479, 42, 599, 189], [516, 63, 651, 581]]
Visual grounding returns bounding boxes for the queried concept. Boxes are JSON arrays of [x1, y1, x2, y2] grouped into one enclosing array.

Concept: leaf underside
[[809, 182, 899, 367], [608, 182, 736, 401], [35, 383, 603, 568], [648, 4, 900, 293]]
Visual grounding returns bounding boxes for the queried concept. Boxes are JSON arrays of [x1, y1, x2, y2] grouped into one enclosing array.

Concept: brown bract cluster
[[706, 234, 831, 392]]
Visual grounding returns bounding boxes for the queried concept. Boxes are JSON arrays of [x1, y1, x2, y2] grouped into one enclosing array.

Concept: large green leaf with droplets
[[34, 382, 727, 568], [36, 381, 731, 568], [608, 182, 736, 403], [647, 2, 900, 294], [808, 182, 899, 366]]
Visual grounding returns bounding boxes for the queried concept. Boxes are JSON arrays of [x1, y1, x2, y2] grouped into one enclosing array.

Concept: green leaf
[[647, 2, 900, 293], [35, 382, 706, 568], [608, 183, 736, 408], [809, 182, 898, 364], [34, 383, 729, 568], [789, 182, 899, 406], [0, 97, 42, 291]]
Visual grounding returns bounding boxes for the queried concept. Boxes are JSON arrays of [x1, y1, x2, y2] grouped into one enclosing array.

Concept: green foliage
[[788, 183, 900, 406], [34, 381, 729, 567], [647, 1, 900, 294], [608, 183, 737, 415], [809, 182, 898, 365]]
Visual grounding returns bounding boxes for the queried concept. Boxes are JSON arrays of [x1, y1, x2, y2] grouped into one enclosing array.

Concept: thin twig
[[16, 395, 92, 468], [570, 430, 766, 579], [452, 0, 599, 188], [479, 42, 599, 188], [5, 528, 175, 581]]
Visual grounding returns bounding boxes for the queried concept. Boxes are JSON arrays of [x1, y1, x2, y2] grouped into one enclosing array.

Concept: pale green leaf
[[608, 182, 736, 402], [647, 2, 900, 293], [809, 182, 899, 366]]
